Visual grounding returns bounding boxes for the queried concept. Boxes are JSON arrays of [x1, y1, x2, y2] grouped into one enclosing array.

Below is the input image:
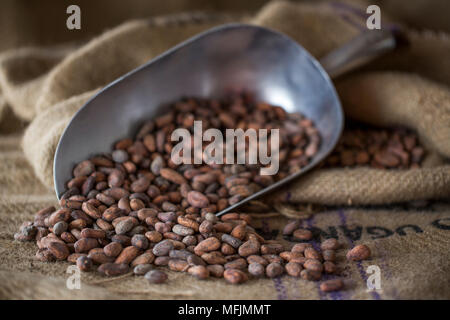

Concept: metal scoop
[[54, 23, 398, 215]]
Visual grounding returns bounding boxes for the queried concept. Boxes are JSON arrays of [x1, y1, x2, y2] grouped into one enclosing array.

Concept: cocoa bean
[[177, 216, 199, 232], [187, 191, 209, 208], [291, 243, 312, 253], [154, 256, 170, 266], [115, 246, 140, 264], [172, 224, 194, 236], [320, 279, 344, 292], [207, 265, 224, 278], [153, 239, 174, 256], [131, 234, 149, 250], [188, 265, 209, 280], [104, 242, 123, 257], [115, 218, 135, 235], [304, 259, 323, 272], [238, 240, 260, 257], [221, 234, 242, 249], [145, 270, 168, 284], [131, 177, 151, 193], [187, 254, 206, 266], [98, 263, 130, 276], [61, 232, 77, 243], [53, 221, 68, 236], [35, 248, 55, 262], [134, 264, 153, 275], [195, 237, 221, 254], [73, 160, 95, 177], [112, 150, 129, 163], [160, 168, 187, 185], [145, 231, 163, 243], [224, 258, 247, 270], [131, 252, 155, 267], [81, 228, 106, 239], [346, 244, 371, 261], [201, 251, 226, 265], [292, 228, 313, 241], [300, 269, 322, 281], [285, 262, 303, 277], [247, 255, 268, 266], [74, 238, 99, 253], [47, 242, 70, 260], [230, 224, 246, 240], [248, 262, 265, 277], [266, 262, 284, 278], [169, 259, 189, 272], [88, 251, 114, 264], [76, 256, 93, 271], [81, 202, 101, 219], [224, 269, 248, 284], [304, 248, 322, 261]]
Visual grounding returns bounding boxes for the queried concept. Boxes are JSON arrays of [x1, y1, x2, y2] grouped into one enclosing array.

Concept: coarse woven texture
[[0, 0, 450, 300]]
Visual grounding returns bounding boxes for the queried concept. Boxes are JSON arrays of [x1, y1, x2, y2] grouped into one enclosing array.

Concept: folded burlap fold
[[0, 0, 449, 207]]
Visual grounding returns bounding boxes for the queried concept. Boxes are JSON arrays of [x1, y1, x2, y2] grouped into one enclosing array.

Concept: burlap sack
[[1, 0, 450, 300]]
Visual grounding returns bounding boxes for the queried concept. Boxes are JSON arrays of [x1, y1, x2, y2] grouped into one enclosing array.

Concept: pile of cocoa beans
[[325, 126, 425, 169], [14, 95, 405, 290], [15, 95, 331, 286]]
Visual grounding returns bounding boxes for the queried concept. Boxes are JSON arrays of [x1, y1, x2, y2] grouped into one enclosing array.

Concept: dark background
[[0, 0, 449, 52]]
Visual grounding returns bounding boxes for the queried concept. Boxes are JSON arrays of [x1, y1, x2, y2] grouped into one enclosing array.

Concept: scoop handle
[[319, 29, 401, 79]]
